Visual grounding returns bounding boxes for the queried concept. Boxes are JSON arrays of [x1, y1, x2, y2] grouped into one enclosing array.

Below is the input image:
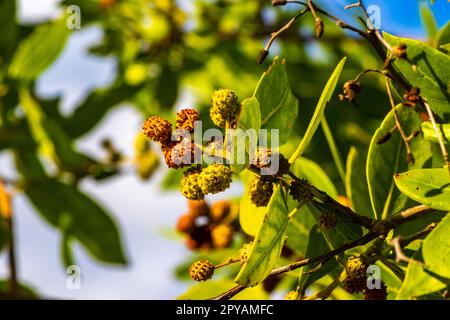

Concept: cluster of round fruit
[[143, 108, 200, 170], [176, 199, 239, 250]]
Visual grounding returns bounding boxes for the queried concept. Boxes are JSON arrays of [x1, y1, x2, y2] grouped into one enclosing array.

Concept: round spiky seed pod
[[188, 260, 214, 281], [284, 291, 299, 300], [176, 212, 196, 234], [345, 253, 369, 277], [253, 148, 290, 177], [342, 274, 367, 294], [364, 281, 388, 300], [210, 89, 239, 128], [211, 224, 233, 249], [210, 200, 231, 222], [317, 211, 337, 229], [162, 140, 196, 169], [143, 116, 172, 143], [176, 108, 200, 132], [289, 179, 312, 202], [249, 176, 274, 207], [199, 164, 233, 195], [181, 168, 204, 200], [187, 200, 209, 217], [239, 242, 252, 266]]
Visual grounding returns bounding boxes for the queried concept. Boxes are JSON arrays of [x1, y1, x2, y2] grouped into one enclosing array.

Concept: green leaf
[[345, 147, 374, 218], [435, 21, 450, 48], [64, 83, 143, 138], [19, 87, 57, 161], [25, 180, 127, 265], [321, 116, 346, 184], [235, 186, 290, 287], [285, 157, 337, 255], [229, 97, 261, 173], [423, 213, 450, 278], [397, 250, 447, 299], [9, 18, 70, 82], [177, 279, 268, 300], [253, 57, 298, 145], [384, 33, 450, 121], [292, 157, 337, 197], [394, 168, 450, 211], [239, 184, 266, 236], [155, 66, 179, 109], [367, 105, 431, 219], [290, 57, 347, 163], [19, 88, 95, 171], [420, 4, 438, 42], [421, 121, 450, 144], [0, 0, 19, 63], [297, 226, 339, 295]]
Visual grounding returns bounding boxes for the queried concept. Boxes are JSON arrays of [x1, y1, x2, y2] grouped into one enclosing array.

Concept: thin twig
[[263, 8, 309, 53], [389, 236, 423, 266], [303, 278, 340, 300], [385, 78, 414, 164], [6, 215, 18, 295], [423, 100, 450, 176]]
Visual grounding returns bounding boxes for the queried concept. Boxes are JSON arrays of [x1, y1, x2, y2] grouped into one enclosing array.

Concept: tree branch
[[211, 204, 432, 300]]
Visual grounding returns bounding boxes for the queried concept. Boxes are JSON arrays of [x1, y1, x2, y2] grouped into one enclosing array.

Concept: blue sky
[[0, 0, 448, 299]]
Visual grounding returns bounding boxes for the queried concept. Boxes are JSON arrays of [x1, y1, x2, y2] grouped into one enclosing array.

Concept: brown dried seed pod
[[317, 211, 337, 229], [143, 116, 172, 143], [209, 200, 232, 222], [187, 200, 209, 217], [364, 281, 388, 300], [211, 224, 233, 249], [162, 140, 197, 169], [176, 109, 200, 132], [341, 80, 362, 103], [176, 212, 197, 234]]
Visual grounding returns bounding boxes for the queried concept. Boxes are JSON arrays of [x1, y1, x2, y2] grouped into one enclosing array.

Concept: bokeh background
[[0, 0, 448, 299]]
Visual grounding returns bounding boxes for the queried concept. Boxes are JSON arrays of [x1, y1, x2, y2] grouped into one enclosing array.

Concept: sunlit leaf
[[290, 57, 346, 163], [395, 168, 450, 211]]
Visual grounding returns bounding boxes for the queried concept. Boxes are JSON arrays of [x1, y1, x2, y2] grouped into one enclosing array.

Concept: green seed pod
[[188, 260, 214, 281], [210, 89, 239, 128], [249, 176, 274, 207], [181, 168, 204, 200], [200, 164, 233, 195]]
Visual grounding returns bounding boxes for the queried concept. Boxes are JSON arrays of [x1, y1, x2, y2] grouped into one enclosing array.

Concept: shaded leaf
[[297, 226, 339, 295], [64, 83, 143, 138], [394, 168, 450, 211], [290, 57, 347, 162], [253, 57, 298, 145], [345, 147, 374, 218], [435, 21, 450, 49], [25, 180, 127, 265], [235, 186, 290, 287], [367, 105, 431, 219]]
